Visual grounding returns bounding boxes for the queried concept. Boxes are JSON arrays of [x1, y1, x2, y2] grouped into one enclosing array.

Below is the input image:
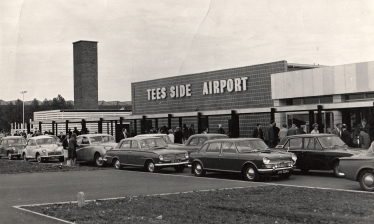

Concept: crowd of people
[[252, 119, 372, 149]]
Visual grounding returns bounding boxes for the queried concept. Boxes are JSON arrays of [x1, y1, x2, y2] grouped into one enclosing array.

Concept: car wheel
[[7, 152, 12, 160], [333, 161, 344, 177], [36, 154, 42, 163], [174, 165, 185, 173], [146, 161, 158, 173], [193, 162, 206, 177], [359, 170, 374, 192], [243, 165, 260, 182], [94, 153, 104, 167], [114, 159, 122, 170]]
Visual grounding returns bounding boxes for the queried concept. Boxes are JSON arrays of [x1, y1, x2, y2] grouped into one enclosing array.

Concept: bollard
[[77, 192, 85, 207]]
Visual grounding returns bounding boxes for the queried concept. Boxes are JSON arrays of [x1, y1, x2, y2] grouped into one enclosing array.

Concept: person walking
[[168, 128, 175, 143], [341, 124, 351, 146], [62, 135, 69, 165], [68, 133, 78, 166], [182, 124, 189, 142], [189, 124, 196, 137], [264, 120, 276, 148], [359, 130, 370, 149], [332, 123, 342, 137], [217, 124, 225, 134], [278, 124, 288, 140], [252, 123, 263, 139], [311, 123, 319, 134], [287, 124, 297, 136], [174, 127, 184, 144]]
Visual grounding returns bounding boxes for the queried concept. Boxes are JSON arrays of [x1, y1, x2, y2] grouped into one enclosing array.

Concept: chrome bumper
[[257, 167, 293, 173], [155, 161, 189, 167]]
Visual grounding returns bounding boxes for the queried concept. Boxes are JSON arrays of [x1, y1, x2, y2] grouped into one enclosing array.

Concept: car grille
[[276, 161, 292, 168], [163, 153, 185, 162], [48, 152, 61, 156]]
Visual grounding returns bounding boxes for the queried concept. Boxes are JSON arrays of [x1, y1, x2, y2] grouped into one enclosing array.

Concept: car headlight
[[12, 147, 16, 151], [159, 155, 164, 161], [185, 152, 189, 159], [42, 150, 46, 153], [292, 154, 297, 162], [263, 157, 270, 164]]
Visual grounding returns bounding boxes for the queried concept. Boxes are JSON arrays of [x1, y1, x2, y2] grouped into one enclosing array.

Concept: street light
[[20, 91, 27, 129]]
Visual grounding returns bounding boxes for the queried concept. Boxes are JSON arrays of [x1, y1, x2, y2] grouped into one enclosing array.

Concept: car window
[[90, 136, 103, 143], [27, 139, 34, 146], [131, 140, 139, 149], [120, 141, 131, 149], [318, 136, 345, 148], [198, 137, 207, 146], [82, 137, 90, 144], [288, 138, 303, 149], [198, 144, 209, 153], [189, 138, 198, 146], [211, 136, 229, 140], [306, 138, 322, 150], [102, 136, 115, 143], [36, 138, 56, 145], [221, 142, 237, 153], [206, 142, 221, 153]]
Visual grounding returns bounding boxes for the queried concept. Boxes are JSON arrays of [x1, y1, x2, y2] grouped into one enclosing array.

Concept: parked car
[[104, 136, 189, 172], [339, 143, 374, 191], [275, 134, 363, 177], [171, 134, 228, 154], [75, 134, 118, 166], [0, 136, 27, 159], [189, 138, 297, 181], [134, 133, 175, 145], [22, 136, 64, 163]]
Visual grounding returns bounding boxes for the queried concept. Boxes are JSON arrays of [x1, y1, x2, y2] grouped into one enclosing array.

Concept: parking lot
[[0, 157, 368, 224]]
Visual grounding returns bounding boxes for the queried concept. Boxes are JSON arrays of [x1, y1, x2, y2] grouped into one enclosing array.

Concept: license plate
[[278, 170, 289, 174]]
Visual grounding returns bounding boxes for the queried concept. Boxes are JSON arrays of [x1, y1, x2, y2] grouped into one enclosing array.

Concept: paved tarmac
[[0, 168, 364, 224]]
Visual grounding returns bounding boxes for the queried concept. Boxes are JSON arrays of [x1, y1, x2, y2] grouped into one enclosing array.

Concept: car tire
[[359, 170, 374, 192], [192, 162, 206, 177], [94, 153, 104, 167], [174, 165, 185, 173], [146, 161, 158, 173], [114, 159, 122, 170], [333, 161, 344, 177], [243, 165, 260, 182], [36, 154, 42, 163]]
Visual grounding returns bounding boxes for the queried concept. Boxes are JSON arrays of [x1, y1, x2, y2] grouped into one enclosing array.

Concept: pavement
[[0, 168, 365, 224]]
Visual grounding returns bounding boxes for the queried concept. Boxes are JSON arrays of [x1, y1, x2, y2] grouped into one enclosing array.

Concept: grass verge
[[22, 185, 374, 223]]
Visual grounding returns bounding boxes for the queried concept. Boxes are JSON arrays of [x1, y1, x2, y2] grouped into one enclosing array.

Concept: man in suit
[[264, 120, 277, 148], [340, 124, 351, 146], [287, 124, 297, 136], [356, 118, 370, 135], [252, 123, 263, 139], [332, 123, 342, 137]]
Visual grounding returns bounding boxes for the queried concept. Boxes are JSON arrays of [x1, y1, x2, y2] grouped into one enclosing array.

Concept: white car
[[22, 136, 64, 163]]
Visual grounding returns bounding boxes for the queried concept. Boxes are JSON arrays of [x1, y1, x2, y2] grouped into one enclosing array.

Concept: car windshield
[[162, 135, 173, 144], [236, 140, 268, 153], [318, 136, 346, 148], [90, 136, 115, 143], [139, 138, 167, 149], [7, 138, 27, 144], [36, 138, 56, 145]]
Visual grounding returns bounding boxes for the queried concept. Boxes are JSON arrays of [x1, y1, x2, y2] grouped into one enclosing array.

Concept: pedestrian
[[332, 123, 342, 137], [182, 124, 189, 142], [202, 127, 209, 134], [252, 123, 263, 139], [287, 124, 297, 136], [217, 124, 225, 134], [130, 129, 136, 137], [296, 124, 306, 134], [189, 124, 196, 137], [359, 130, 370, 149], [73, 127, 80, 136], [311, 123, 319, 134], [264, 120, 277, 148], [68, 128, 72, 138], [273, 123, 280, 143], [174, 127, 184, 144], [341, 124, 351, 146], [119, 128, 129, 141], [168, 128, 175, 143], [68, 133, 78, 166], [356, 118, 370, 134], [62, 135, 69, 165], [278, 124, 288, 140]]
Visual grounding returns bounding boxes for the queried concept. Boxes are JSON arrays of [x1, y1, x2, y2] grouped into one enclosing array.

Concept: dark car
[[171, 134, 228, 154], [104, 136, 189, 173], [339, 143, 374, 191], [189, 138, 297, 181], [275, 134, 363, 177], [0, 136, 27, 160]]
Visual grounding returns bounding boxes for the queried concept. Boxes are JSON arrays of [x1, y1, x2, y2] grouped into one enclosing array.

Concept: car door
[[129, 140, 143, 165], [202, 142, 221, 170], [117, 140, 131, 164], [303, 138, 327, 170], [76, 136, 90, 160], [219, 142, 239, 171], [25, 139, 36, 158], [284, 138, 304, 168]]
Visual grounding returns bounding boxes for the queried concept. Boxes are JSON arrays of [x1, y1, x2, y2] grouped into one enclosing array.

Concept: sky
[[1, 0, 373, 102]]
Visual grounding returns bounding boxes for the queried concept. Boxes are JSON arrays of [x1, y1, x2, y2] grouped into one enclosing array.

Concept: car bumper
[[42, 155, 63, 159], [257, 166, 294, 174], [155, 161, 189, 167]]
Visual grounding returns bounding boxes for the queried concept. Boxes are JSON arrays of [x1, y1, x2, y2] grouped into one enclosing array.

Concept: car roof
[[2, 136, 26, 139], [121, 136, 162, 141], [204, 138, 262, 143], [29, 136, 54, 140], [190, 134, 228, 137], [78, 134, 113, 137], [285, 134, 336, 138], [135, 134, 167, 137]]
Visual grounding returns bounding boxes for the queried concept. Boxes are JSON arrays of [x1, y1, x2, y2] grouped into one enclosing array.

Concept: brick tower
[[73, 40, 98, 109]]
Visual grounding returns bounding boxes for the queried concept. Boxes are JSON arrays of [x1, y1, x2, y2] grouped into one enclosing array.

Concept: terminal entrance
[[286, 112, 333, 134]]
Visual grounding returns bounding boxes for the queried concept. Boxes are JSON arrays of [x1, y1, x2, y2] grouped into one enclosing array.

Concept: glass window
[[304, 97, 319, 104], [131, 140, 139, 149], [318, 136, 345, 148], [189, 138, 198, 146], [289, 138, 302, 148], [140, 138, 167, 149], [198, 137, 207, 146], [221, 142, 237, 153], [120, 141, 131, 149], [36, 138, 56, 145], [198, 144, 209, 153], [236, 140, 268, 153], [367, 93, 374, 99], [320, 96, 333, 103], [82, 137, 90, 144], [293, 99, 303, 105], [206, 143, 221, 153], [345, 94, 365, 100]]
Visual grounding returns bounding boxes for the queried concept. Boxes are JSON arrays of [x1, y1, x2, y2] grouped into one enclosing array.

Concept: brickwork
[[73, 41, 98, 109], [132, 61, 287, 115]]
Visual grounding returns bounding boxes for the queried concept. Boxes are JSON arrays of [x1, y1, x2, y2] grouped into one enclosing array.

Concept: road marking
[[13, 205, 74, 224]]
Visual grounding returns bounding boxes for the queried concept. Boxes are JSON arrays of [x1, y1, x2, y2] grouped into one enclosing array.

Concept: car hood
[[152, 148, 188, 155], [340, 152, 374, 160], [240, 150, 293, 162], [39, 144, 61, 151]]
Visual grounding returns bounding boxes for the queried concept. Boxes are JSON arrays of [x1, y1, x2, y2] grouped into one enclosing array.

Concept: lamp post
[[20, 91, 27, 129]]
